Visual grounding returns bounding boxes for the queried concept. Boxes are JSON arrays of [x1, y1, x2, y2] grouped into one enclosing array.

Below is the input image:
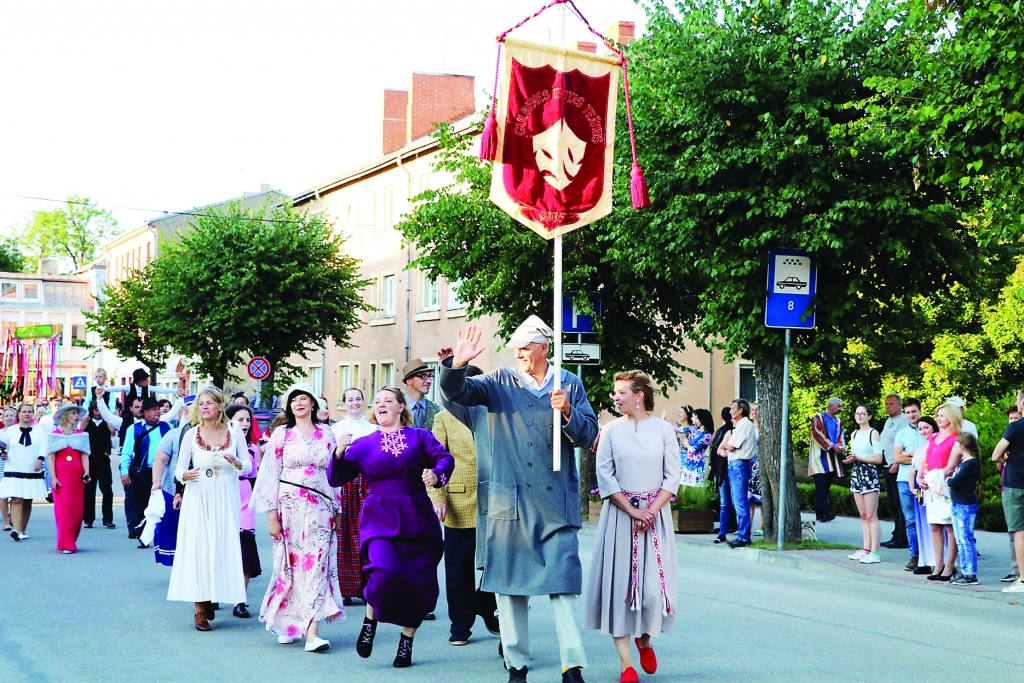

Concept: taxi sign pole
[[778, 328, 791, 551]]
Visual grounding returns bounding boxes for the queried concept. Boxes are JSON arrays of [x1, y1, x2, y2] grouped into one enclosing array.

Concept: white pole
[[553, 235, 563, 472]]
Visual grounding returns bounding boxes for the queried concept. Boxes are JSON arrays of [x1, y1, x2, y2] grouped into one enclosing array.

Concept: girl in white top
[[844, 405, 883, 564], [0, 403, 48, 540]]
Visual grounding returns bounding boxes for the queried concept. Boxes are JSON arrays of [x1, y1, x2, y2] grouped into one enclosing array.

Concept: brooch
[[205, 469, 214, 478]]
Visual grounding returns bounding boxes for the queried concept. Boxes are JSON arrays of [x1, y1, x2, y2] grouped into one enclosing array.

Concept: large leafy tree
[[0, 237, 26, 272], [20, 194, 120, 271], [85, 264, 172, 378], [148, 202, 367, 393]]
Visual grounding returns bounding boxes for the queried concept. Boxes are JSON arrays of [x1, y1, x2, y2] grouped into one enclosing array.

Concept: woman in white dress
[[0, 403, 48, 541], [168, 387, 251, 631], [584, 371, 680, 683]]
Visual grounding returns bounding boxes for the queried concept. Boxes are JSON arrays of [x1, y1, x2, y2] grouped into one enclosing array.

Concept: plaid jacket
[[429, 410, 478, 529]]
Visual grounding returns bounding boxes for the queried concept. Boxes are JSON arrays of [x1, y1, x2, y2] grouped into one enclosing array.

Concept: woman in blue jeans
[[709, 408, 733, 543]]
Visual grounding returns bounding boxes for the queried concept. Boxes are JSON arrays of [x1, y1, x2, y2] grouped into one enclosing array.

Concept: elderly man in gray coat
[[440, 316, 599, 683]]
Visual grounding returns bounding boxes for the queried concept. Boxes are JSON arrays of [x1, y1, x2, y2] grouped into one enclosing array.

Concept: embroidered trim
[[380, 429, 408, 457], [621, 488, 672, 616]]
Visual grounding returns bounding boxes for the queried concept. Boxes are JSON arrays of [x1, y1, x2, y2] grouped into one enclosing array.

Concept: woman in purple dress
[[328, 387, 454, 669]]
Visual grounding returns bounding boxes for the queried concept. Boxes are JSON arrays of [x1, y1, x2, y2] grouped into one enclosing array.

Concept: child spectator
[[947, 432, 981, 586]]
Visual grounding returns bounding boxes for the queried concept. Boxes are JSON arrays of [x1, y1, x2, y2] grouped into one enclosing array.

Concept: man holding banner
[[440, 317, 597, 683]]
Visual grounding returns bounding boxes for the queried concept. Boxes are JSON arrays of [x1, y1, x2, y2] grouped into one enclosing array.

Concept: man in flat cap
[[440, 316, 598, 683]]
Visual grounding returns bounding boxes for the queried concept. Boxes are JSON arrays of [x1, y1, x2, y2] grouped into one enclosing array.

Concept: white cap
[[508, 315, 554, 349], [946, 396, 966, 409]]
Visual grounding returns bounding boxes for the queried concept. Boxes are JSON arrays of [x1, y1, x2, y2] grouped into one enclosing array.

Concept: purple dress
[[328, 427, 454, 629]]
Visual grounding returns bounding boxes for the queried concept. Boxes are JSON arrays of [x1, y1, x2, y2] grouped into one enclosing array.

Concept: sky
[[0, 0, 647, 239]]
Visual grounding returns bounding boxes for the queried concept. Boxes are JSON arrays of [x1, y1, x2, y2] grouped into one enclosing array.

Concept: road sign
[[765, 250, 817, 329], [247, 357, 271, 381], [71, 376, 88, 390], [561, 343, 601, 364], [563, 293, 602, 333]]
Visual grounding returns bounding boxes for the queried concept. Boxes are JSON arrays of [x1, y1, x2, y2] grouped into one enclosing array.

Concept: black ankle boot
[[356, 617, 377, 658], [393, 633, 414, 668]]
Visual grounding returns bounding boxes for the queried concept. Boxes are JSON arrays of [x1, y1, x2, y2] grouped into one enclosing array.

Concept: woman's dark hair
[[917, 416, 938, 433], [158, 398, 172, 409], [957, 432, 979, 458], [719, 406, 732, 430], [225, 404, 255, 444], [342, 387, 364, 401], [694, 408, 715, 434], [284, 390, 322, 429], [680, 404, 694, 424]]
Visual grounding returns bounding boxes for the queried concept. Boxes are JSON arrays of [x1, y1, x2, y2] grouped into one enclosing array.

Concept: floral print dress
[[251, 425, 343, 638], [679, 427, 710, 488]]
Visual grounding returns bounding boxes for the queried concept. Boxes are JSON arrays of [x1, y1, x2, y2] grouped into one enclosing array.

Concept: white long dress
[[0, 424, 48, 499], [168, 423, 251, 604]]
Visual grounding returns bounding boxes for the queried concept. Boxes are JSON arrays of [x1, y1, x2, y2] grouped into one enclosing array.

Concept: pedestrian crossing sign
[[72, 376, 88, 390]]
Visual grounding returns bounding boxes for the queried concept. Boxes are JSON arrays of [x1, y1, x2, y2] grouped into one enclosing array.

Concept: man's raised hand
[[452, 324, 485, 368]]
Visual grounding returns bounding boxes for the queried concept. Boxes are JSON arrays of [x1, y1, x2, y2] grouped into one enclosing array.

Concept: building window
[[308, 366, 323, 398], [22, 283, 40, 301], [380, 362, 394, 389], [338, 363, 360, 397], [369, 362, 378, 396], [1, 282, 17, 300], [739, 365, 757, 402], [447, 279, 466, 309], [421, 273, 440, 311], [382, 275, 396, 317]]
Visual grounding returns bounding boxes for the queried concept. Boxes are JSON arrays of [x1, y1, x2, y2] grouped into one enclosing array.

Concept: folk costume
[[438, 315, 600, 673], [83, 414, 115, 528], [47, 406, 91, 553], [330, 415, 377, 599], [153, 424, 191, 566], [120, 399, 172, 542], [168, 422, 251, 606], [583, 416, 679, 638], [251, 420, 344, 638], [0, 423, 48, 501], [809, 411, 846, 521], [327, 427, 454, 628]]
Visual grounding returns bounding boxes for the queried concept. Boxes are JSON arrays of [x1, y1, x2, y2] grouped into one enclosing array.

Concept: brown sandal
[[194, 610, 211, 631]]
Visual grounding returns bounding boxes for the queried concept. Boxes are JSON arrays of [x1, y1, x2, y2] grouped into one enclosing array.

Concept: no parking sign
[[247, 357, 271, 381]]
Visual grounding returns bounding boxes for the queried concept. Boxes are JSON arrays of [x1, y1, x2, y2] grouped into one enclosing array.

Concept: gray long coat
[[440, 360, 599, 596]]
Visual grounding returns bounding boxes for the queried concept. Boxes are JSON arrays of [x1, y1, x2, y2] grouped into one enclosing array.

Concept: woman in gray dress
[[584, 370, 679, 683]]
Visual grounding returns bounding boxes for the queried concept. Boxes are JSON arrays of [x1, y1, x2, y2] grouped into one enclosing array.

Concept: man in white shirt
[[719, 399, 756, 548], [880, 394, 910, 549]]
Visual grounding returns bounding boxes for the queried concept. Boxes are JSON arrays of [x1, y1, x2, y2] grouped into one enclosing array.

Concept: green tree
[[0, 237, 27, 272], [149, 202, 367, 393], [20, 194, 120, 271], [85, 264, 171, 378]]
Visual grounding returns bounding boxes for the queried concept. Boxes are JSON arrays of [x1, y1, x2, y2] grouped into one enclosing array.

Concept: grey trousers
[[497, 594, 587, 671], [1011, 533, 1019, 575]]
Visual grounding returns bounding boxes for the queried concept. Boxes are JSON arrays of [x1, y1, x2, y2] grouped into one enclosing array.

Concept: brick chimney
[[383, 89, 409, 155], [607, 21, 636, 45], [406, 73, 475, 145], [576, 41, 597, 53]]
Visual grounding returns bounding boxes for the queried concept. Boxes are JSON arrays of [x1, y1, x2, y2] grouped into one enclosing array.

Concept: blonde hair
[[612, 370, 656, 411], [57, 409, 79, 431], [369, 387, 413, 427], [937, 403, 963, 434], [194, 387, 228, 425]]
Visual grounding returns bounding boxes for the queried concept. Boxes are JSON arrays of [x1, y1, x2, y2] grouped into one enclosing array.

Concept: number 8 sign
[[765, 250, 817, 329]]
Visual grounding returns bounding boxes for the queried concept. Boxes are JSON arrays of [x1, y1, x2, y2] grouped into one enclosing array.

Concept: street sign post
[[765, 250, 816, 550], [561, 343, 601, 365], [563, 294, 602, 334], [247, 357, 271, 381]]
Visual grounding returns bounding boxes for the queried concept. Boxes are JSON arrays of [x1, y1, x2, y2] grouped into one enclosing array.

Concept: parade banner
[[487, 38, 620, 239]]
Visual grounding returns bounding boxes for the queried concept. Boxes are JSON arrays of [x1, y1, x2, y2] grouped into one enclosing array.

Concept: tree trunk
[[579, 447, 597, 520], [755, 355, 801, 545]]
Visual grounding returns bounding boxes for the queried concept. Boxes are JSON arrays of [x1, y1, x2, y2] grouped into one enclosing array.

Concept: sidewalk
[[582, 511, 1019, 602]]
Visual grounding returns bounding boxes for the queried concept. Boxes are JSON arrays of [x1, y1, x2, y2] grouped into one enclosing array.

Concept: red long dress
[[53, 436, 87, 552]]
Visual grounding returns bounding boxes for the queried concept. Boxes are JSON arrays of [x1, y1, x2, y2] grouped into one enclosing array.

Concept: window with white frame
[[380, 362, 394, 389], [22, 283, 40, 301], [308, 366, 324, 399], [382, 275, 397, 316], [421, 273, 440, 311], [448, 279, 466, 309]]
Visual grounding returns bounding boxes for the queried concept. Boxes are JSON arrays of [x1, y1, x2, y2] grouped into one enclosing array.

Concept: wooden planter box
[[674, 508, 716, 534], [588, 501, 603, 521]]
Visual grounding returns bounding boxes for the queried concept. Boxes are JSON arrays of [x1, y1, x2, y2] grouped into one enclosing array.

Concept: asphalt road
[[2, 502, 1023, 683]]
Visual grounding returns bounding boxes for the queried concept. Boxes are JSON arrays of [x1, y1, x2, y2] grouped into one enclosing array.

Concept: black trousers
[[83, 454, 114, 525], [813, 472, 833, 518], [126, 468, 152, 535], [881, 466, 906, 541], [443, 526, 497, 638]]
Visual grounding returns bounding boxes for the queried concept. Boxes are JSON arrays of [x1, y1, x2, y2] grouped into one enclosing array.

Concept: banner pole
[[553, 234, 563, 472]]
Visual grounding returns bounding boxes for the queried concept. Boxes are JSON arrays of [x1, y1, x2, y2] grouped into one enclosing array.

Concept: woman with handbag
[[168, 387, 251, 631], [583, 371, 680, 683], [251, 382, 343, 653]]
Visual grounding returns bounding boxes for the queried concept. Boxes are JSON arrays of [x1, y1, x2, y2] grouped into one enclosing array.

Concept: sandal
[[194, 610, 211, 632]]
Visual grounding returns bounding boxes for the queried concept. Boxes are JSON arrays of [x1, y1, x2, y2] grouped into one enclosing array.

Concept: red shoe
[[620, 666, 639, 683], [635, 638, 657, 674]]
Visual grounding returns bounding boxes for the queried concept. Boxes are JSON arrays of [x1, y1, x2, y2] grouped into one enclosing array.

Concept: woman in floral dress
[[251, 382, 343, 654], [679, 409, 713, 488]]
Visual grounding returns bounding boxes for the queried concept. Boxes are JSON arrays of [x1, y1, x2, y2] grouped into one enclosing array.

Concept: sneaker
[[753, 529, 764, 537], [950, 575, 978, 586], [61, 549, 73, 554], [859, 552, 880, 564], [277, 635, 296, 644], [83, 523, 93, 529], [1002, 578, 1024, 593], [848, 549, 867, 561], [103, 522, 117, 529], [449, 634, 470, 646], [904, 556, 919, 572], [304, 636, 330, 653], [1001, 573, 1020, 583]]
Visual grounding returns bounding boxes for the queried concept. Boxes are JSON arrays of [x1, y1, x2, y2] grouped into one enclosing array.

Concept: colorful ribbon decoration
[[621, 488, 673, 617]]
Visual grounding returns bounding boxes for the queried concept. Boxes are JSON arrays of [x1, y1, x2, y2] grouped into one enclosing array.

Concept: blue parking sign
[[765, 250, 817, 329]]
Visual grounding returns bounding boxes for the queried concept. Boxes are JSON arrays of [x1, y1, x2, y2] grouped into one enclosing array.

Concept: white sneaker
[[859, 552, 880, 564], [1002, 578, 1024, 593], [848, 549, 867, 561], [278, 635, 297, 644], [61, 550, 72, 554], [305, 637, 330, 653]]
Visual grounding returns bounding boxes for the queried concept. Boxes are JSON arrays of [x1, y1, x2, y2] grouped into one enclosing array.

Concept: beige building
[[291, 70, 755, 419]]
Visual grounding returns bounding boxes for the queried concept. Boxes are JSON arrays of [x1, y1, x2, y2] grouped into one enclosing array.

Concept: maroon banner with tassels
[[479, 0, 649, 240]]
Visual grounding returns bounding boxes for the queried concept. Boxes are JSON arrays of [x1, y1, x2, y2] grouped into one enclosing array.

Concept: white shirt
[[520, 363, 555, 391], [881, 413, 910, 466], [728, 416, 756, 461], [962, 419, 978, 439], [331, 415, 378, 443]]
